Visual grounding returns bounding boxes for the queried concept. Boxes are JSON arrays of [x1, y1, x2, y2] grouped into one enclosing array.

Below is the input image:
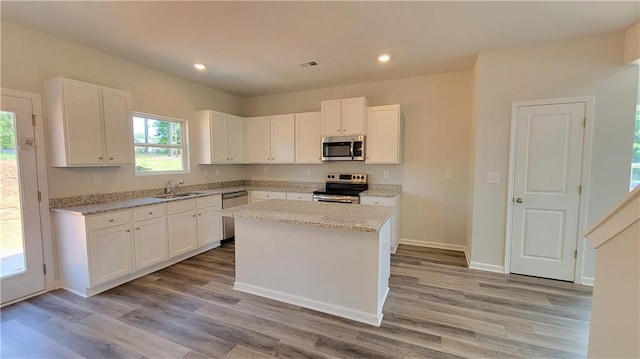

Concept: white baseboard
[[581, 276, 595, 286], [234, 281, 383, 327], [469, 261, 506, 273], [53, 280, 62, 289], [398, 238, 470, 266]]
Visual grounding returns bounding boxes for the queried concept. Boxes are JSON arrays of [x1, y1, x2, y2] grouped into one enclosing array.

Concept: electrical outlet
[[263, 167, 268, 175], [306, 169, 312, 176], [445, 170, 453, 179], [383, 170, 389, 178], [202, 169, 208, 177], [215, 169, 222, 176], [93, 173, 102, 184]]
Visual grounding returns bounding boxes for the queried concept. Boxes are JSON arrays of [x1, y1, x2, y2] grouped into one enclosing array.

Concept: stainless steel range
[[313, 173, 368, 204]]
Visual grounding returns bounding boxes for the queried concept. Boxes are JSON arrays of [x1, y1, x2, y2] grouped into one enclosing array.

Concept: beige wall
[[470, 32, 639, 280], [243, 72, 473, 246], [1, 22, 246, 198], [624, 22, 640, 65]]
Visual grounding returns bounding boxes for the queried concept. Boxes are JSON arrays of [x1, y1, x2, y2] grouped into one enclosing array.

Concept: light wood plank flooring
[[1, 243, 592, 358]]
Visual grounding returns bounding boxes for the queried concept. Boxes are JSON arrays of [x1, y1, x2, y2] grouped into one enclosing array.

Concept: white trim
[[0, 289, 47, 308], [581, 276, 595, 286], [504, 96, 595, 284], [469, 262, 506, 273], [585, 185, 640, 249], [398, 238, 470, 266], [234, 281, 385, 327], [1, 88, 55, 292]]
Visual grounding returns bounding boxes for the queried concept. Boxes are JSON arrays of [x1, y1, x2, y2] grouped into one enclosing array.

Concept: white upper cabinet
[[45, 77, 133, 167], [270, 114, 295, 164], [295, 111, 322, 164], [366, 105, 403, 164], [197, 110, 244, 164], [244, 116, 270, 164], [321, 97, 367, 136], [244, 114, 295, 164]]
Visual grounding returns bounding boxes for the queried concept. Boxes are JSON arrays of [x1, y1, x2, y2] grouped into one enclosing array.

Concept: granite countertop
[[216, 199, 395, 233]]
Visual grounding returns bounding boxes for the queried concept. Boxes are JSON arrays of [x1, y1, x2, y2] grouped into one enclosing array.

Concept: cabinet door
[[133, 217, 168, 270], [341, 97, 366, 135], [244, 116, 270, 163], [295, 112, 322, 164], [197, 207, 223, 247], [168, 211, 198, 257], [88, 224, 133, 286], [102, 88, 134, 165], [270, 114, 295, 163], [251, 190, 286, 204], [227, 115, 244, 163], [210, 112, 229, 163], [366, 105, 401, 164], [62, 79, 105, 165], [321, 99, 342, 136], [286, 192, 313, 201]]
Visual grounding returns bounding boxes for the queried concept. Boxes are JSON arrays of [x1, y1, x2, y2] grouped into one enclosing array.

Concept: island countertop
[[217, 199, 395, 233]]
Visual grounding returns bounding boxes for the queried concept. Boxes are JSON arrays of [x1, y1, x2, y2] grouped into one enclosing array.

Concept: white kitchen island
[[218, 199, 395, 326]]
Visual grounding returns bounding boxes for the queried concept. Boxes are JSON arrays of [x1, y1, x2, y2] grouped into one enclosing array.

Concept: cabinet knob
[[109, 157, 114, 160], [199, 213, 202, 216], [366, 157, 370, 159], [192, 214, 196, 217], [148, 212, 153, 215], [230, 158, 233, 160], [108, 219, 114, 222], [135, 227, 140, 230], [99, 156, 104, 160], [126, 229, 131, 232], [337, 129, 340, 132]]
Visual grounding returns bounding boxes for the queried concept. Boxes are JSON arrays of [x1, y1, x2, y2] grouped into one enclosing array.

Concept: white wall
[[470, 32, 639, 280], [1, 22, 246, 198], [243, 72, 473, 247]]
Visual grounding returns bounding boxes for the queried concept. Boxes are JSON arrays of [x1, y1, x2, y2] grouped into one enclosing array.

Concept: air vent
[[298, 60, 319, 68]]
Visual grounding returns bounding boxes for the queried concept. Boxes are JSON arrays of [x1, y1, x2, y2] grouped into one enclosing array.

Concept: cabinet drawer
[[88, 210, 131, 230], [197, 195, 222, 209], [360, 196, 396, 206], [167, 199, 196, 215], [133, 204, 165, 222], [251, 190, 286, 201], [286, 192, 313, 201]]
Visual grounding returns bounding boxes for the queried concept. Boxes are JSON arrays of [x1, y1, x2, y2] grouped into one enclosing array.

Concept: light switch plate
[[306, 169, 312, 176], [383, 170, 389, 178], [445, 170, 453, 179], [486, 172, 500, 184], [202, 169, 208, 177]]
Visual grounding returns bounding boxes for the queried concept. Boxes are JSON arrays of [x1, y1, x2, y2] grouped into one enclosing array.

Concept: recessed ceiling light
[[378, 54, 391, 63], [194, 63, 207, 71]]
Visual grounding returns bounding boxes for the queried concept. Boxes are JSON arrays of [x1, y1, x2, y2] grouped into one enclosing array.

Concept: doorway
[[1, 91, 49, 305], [507, 99, 588, 281]]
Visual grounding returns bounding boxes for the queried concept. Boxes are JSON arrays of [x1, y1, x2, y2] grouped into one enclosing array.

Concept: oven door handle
[[350, 140, 355, 160], [316, 199, 356, 204]]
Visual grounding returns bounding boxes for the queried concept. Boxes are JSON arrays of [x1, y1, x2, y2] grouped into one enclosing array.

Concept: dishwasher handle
[[222, 190, 248, 200]]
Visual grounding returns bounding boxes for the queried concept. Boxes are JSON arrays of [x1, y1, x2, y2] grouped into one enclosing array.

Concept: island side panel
[[234, 217, 387, 326], [377, 219, 391, 313]]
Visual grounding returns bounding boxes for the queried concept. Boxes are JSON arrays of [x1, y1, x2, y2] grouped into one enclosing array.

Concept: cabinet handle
[[99, 156, 104, 160], [126, 229, 131, 232], [108, 219, 114, 222], [109, 157, 114, 160]]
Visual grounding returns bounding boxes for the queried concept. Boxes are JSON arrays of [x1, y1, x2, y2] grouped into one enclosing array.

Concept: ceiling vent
[[298, 60, 319, 68]]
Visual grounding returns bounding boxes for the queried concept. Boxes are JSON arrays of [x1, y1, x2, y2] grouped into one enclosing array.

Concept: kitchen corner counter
[[217, 199, 395, 232]]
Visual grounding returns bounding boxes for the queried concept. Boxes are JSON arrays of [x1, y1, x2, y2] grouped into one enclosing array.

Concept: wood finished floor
[[0, 243, 592, 358]]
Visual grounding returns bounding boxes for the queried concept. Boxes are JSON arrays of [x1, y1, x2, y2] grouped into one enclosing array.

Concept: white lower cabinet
[[88, 223, 133, 286], [197, 196, 223, 247], [286, 192, 313, 201], [360, 195, 401, 252], [167, 199, 198, 257], [55, 195, 223, 298], [250, 190, 286, 204]]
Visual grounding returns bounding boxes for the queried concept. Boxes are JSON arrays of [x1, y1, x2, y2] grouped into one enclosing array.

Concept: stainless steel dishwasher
[[222, 190, 248, 240]]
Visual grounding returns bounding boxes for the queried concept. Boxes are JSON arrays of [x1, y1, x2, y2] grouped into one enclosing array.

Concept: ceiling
[[2, 1, 639, 97]]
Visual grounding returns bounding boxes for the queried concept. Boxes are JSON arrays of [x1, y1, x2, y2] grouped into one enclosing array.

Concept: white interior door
[[510, 102, 585, 281], [1, 94, 45, 304]]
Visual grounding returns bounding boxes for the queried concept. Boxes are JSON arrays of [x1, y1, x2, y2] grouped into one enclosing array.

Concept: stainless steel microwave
[[321, 135, 365, 161]]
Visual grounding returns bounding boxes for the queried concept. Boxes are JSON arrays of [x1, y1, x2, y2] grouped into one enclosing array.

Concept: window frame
[[132, 112, 190, 176]]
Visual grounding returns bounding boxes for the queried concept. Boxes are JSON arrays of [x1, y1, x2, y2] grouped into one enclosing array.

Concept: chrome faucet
[[166, 179, 184, 195]]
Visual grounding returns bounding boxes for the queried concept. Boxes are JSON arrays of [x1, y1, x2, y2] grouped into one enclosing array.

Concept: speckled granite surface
[[217, 199, 395, 232], [50, 180, 399, 216]]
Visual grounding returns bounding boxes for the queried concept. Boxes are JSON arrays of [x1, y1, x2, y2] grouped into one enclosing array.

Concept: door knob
[[515, 197, 523, 203]]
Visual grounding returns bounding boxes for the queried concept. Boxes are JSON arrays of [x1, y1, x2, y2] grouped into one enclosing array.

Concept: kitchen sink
[[153, 192, 205, 199]]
